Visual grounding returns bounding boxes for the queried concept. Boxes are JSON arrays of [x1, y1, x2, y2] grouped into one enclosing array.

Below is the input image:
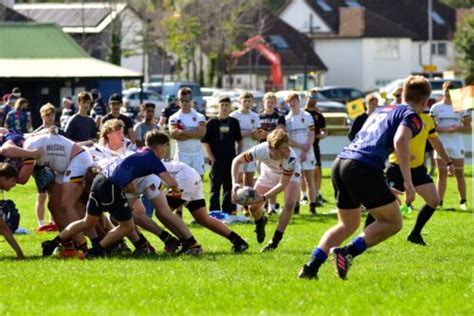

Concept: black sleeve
[[124, 116, 134, 132], [319, 113, 326, 129], [348, 115, 364, 141], [233, 118, 242, 142], [278, 115, 286, 126], [201, 119, 215, 143], [90, 119, 98, 140], [65, 117, 76, 140]]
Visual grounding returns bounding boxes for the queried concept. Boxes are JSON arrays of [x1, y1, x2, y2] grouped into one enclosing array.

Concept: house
[[226, 7, 327, 90], [14, 2, 146, 78], [278, 0, 458, 91], [0, 23, 141, 127]]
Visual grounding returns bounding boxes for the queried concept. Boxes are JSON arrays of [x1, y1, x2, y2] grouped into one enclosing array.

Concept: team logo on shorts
[[65, 170, 71, 176], [295, 172, 301, 178], [301, 118, 305, 123], [251, 119, 255, 124], [149, 184, 156, 191], [192, 117, 197, 122]]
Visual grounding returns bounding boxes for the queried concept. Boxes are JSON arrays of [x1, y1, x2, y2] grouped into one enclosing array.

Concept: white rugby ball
[[235, 186, 259, 206]]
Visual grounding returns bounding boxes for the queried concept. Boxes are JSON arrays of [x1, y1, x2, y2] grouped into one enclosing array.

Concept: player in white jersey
[[430, 81, 471, 210], [284, 92, 318, 215], [232, 129, 301, 252], [169, 87, 207, 176], [22, 132, 93, 251], [230, 91, 263, 188], [87, 119, 194, 253]]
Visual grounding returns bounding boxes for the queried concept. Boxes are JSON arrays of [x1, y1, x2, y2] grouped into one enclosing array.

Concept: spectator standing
[[285, 92, 317, 215], [303, 89, 328, 206], [202, 95, 242, 214], [134, 103, 159, 148], [5, 98, 31, 134], [65, 91, 98, 142], [230, 91, 262, 189], [430, 81, 471, 210], [348, 95, 378, 141], [159, 95, 180, 129], [90, 89, 108, 124], [169, 88, 207, 177], [101, 94, 136, 144], [60, 97, 75, 130]]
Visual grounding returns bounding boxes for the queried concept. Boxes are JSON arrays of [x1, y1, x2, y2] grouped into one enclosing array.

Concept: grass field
[[0, 168, 472, 315]]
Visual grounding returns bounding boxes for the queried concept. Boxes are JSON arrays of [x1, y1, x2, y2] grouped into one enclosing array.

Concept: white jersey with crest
[[230, 110, 261, 150], [87, 139, 135, 162], [168, 109, 206, 154], [24, 133, 75, 173], [162, 160, 203, 202], [243, 142, 300, 175], [285, 110, 315, 156]]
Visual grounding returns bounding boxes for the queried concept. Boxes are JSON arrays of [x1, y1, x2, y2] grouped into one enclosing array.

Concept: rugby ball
[[235, 186, 259, 206]]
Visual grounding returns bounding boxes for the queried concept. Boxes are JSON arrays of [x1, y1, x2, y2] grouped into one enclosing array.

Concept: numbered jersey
[[230, 110, 261, 150], [339, 105, 422, 170]]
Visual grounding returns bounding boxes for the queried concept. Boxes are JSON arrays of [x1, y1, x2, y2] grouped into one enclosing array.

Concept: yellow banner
[[346, 98, 365, 119], [450, 86, 474, 112]]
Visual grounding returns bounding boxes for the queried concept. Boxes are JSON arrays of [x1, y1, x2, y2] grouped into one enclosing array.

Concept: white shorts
[[176, 171, 204, 202], [255, 166, 301, 189], [125, 175, 163, 200], [293, 148, 316, 171], [55, 151, 93, 184], [435, 135, 465, 159], [175, 152, 205, 176], [240, 161, 257, 173]]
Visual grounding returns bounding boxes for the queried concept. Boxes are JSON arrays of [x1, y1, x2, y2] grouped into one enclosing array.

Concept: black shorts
[[166, 196, 206, 213], [313, 144, 321, 167], [386, 163, 433, 192], [86, 175, 132, 222], [332, 158, 395, 209]]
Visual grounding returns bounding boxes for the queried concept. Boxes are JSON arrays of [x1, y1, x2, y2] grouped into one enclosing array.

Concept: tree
[[441, 0, 474, 8], [454, 15, 474, 84]]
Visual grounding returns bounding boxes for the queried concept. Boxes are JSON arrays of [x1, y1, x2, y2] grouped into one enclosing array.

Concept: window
[[316, 0, 332, 12], [268, 35, 289, 50], [431, 11, 445, 25], [345, 0, 362, 8], [375, 39, 400, 59], [431, 42, 447, 56]]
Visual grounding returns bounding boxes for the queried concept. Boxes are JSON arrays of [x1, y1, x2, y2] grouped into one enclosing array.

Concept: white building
[[278, 0, 457, 91]]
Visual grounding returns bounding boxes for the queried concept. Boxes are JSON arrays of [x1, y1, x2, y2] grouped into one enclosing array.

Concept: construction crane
[[231, 35, 283, 90]]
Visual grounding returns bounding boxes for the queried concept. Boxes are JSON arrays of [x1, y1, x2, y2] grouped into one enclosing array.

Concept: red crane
[[231, 35, 283, 90]]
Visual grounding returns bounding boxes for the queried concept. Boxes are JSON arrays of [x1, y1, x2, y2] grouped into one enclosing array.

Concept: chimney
[[339, 7, 365, 37]]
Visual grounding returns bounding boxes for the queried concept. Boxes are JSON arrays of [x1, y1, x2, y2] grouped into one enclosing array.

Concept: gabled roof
[[0, 3, 32, 22], [233, 7, 327, 73], [0, 23, 141, 79], [281, 0, 456, 40], [14, 2, 127, 33]]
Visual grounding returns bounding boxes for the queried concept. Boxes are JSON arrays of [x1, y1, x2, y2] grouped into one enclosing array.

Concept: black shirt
[[305, 108, 326, 145], [65, 114, 98, 142], [202, 116, 242, 162], [101, 113, 134, 136], [161, 103, 180, 121], [259, 112, 285, 132], [348, 112, 368, 141]]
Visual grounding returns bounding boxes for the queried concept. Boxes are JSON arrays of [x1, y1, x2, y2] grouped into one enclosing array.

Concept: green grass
[[0, 168, 472, 315]]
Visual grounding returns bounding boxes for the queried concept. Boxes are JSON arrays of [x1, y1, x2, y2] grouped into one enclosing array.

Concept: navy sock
[[307, 247, 328, 270], [345, 236, 367, 258]]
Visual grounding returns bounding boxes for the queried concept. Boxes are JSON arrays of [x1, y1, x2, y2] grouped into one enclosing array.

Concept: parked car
[[375, 78, 465, 105], [274, 90, 351, 126], [317, 86, 365, 104], [122, 88, 166, 118], [144, 81, 206, 114]]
